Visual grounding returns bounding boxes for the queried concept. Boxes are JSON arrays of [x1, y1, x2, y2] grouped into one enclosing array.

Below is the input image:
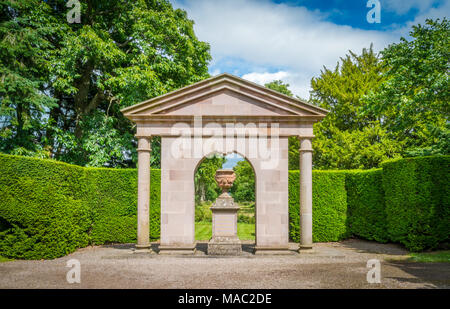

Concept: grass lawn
[[195, 222, 255, 240], [408, 250, 450, 263], [0, 256, 12, 263]]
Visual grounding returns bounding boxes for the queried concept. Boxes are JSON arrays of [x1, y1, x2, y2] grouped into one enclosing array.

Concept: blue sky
[[222, 153, 243, 169], [172, 0, 449, 99]]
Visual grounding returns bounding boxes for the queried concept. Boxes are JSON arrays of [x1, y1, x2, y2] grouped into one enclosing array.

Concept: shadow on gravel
[[101, 242, 257, 255], [101, 243, 160, 252], [195, 242, 255, 254], [384, 261, 450, 288], [339, 239, 409, 256]]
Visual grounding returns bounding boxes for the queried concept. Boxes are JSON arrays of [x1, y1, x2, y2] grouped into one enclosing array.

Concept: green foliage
[[0, 0, 57, 156], [313, 122, 403, 170], [267, 20, 449, 170], [289, 170, 349, 242], [404, 126, 450, 157], [195, 155, 224, 202], [230, 160, 255, 202], [364, 19, 449, 154], [1, 154, 448, 259], [264, 80, 294, 97], [0, 0, 211, 167], [0, 255, 12, 262], [237, 214, 255, 224], [83, 168, 161, 243], [382, 156, 450, 251], [408, 250, 450, 263], [345, 169, 387, 242], [310, 45, 385, 130], [0, 154, 90, 259], [0, 153, 161, 259], [195, 201, 212, 222], [310, 46, 402, 169], [290, 157, 449, 249]]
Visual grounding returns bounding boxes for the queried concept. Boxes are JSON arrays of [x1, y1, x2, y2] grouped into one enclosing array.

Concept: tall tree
[[0, 0, 211, 167], [310, 46, 402, 169], [0, 0, 57, 157], [195, 155, 225, 203], [230, 160, 255, 202], [264, 80, 293, 97], [364, 18, 449, 156]]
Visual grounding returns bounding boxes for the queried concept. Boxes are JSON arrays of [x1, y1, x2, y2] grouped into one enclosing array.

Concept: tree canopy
[[364, 18, 449, 157], [265, 19, 449, 169], [0, 0, 211, 167], [230, 160, 255, 203], [194, 155, 225, 203], [1, 3, 447, 173], [310, 45, 402, 169]]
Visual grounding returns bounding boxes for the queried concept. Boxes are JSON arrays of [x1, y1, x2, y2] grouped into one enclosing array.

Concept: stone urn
[[215, 169, 236, 196], [208, 169, 241, 255]]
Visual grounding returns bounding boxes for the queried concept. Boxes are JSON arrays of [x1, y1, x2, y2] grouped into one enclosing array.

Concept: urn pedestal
[[207, 170, 242, 256]]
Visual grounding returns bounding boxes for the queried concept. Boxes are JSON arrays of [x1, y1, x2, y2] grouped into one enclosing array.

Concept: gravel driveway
[[1, 239, 449, 289]]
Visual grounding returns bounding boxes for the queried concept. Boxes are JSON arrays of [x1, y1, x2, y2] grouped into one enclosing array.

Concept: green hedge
[[345, 169, 387, 243], [83, 168, 161, 244], [0, 155, 90, 259], [0, 154, 160, 259], [289, 170, 349, 242], [382, 156, 450, 251], [1, 153, 448, 259]]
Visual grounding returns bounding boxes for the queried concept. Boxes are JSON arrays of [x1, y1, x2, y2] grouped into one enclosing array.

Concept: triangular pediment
[[121, 73, 328, 122]]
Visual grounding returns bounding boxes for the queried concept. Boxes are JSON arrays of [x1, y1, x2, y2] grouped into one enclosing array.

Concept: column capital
[[298, 135, 314, 152], [298, 135, 315, 140], [137, 136, 152, 152], [135, 134, 152, 139]]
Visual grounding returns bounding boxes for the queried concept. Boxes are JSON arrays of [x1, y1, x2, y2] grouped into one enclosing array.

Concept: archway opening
[[193, 152, 256, 244]]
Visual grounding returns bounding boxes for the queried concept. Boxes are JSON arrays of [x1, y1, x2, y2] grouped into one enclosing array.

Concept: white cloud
[[398, 1, 450, 35], [241, 71, 289, 85], [171, 0, 447, 98], [242, 71, 312, 99]]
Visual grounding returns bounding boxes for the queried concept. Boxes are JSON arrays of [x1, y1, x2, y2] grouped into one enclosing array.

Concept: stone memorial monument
[[207, 169, 242, 255], [122, 73, 328, 254]]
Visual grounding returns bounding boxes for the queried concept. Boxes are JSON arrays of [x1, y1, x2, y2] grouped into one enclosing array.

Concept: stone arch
[[122, 73, 328, 254], [192, 150, 258, 243], [158, 135, 290, 254]]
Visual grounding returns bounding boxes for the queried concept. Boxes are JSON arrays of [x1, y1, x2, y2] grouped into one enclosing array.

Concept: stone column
[[136, 136, 152, 251], [299, 136, 313, 251]]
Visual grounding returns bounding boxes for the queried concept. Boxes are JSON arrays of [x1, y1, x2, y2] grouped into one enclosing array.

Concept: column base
[[298, 244, 315, 253], [133, 244, 155, 254], [208, 236, 242, 256], [158, 243, 196, 255], [254, 246, 292, 255]]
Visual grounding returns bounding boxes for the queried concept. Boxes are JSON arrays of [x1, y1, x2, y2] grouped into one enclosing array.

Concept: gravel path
[[1, 239, 449, 289]]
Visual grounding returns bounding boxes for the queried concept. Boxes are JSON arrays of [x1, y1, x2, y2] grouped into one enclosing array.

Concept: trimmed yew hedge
[[288, 157, 449, 251], [382, 156, 450, 251], [0, 154, 160, 259], [345, 169, 387, 243], [289, 171, 349, 242], [0, 153, 448, 259]]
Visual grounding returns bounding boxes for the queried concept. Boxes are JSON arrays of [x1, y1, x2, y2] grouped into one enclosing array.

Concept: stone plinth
[[208, 236, 242, 255], [208, 194, 241, 255], [208, 170, 241, 256]]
